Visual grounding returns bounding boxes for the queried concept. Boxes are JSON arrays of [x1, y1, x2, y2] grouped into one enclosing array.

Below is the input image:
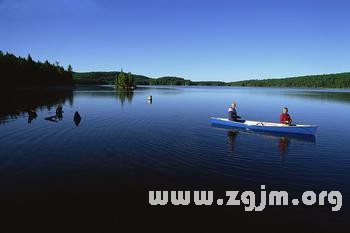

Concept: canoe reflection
[[227, 130, 239, 153], [212, 124, 316, 159], [212, 123, 316, 142]]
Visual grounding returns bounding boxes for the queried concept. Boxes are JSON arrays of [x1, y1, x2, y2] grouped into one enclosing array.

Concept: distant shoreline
[[2, 50, 349, 88], [74, 71, 350, 89]]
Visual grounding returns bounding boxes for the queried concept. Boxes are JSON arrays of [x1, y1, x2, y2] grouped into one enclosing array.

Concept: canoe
[[210, 117, 318, 135]]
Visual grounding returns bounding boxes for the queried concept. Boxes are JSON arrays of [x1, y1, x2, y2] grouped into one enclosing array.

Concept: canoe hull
[[210, 117, 318, 135]]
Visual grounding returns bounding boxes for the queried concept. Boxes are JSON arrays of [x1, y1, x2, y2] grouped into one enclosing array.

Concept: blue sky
[[1, 0, 350, 81]]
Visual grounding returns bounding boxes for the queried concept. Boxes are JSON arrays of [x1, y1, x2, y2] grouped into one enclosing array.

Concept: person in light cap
[[228, 102, 241, 121]]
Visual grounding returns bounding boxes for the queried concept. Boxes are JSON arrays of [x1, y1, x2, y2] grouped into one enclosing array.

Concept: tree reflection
[[27, 110, 38, 124], [45, 105, 64, 123], [0, 88, 73, 125], [115, 90, 134, 105]]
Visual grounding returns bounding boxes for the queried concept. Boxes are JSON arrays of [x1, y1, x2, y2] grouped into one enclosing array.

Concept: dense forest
[[0, 51, 74, 87], [74, 71, 152, 85], [228, 73, 350, 88], [75, 72, 208, 86], [75, 73, 222, 86], [74, 72, 191, 86], [74, 71, 350, 88], [149, 76, 192, 85], [191, 81, 228, 86]]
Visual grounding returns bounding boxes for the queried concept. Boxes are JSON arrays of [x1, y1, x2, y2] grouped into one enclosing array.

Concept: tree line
[[74, 72, 191, 86], [148, 73, 350, 88], [2, 51, 349, 88], [228, 73, 350, 88], [74, 71, 151, 85], [0, 51, 74, 87], [148, 77, 192, 86], [74, 71, 350, 88]]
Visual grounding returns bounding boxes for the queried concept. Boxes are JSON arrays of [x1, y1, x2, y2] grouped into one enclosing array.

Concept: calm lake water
[[0, 86, 349, 231]]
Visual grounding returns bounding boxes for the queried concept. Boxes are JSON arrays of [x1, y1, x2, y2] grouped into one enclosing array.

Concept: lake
[[0, 86, 349, 231]]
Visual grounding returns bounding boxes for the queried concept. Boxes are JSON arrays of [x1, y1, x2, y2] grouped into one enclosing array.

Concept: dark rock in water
[[74, 111, 81, 126]]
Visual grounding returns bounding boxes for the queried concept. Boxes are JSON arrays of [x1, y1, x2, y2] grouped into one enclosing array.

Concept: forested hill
[[0, 51, 74, 87], [74, 71, 350, 88], [74, 71, 152, 85], [74, 72, 231, 86], [229, 73, 350, 88], [74, 72, 191, 86]]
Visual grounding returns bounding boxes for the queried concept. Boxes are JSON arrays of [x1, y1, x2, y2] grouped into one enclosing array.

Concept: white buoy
[[147, 95, 152, 100]]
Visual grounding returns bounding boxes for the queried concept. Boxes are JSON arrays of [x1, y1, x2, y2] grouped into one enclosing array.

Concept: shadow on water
[[0, 87, 74, 125]]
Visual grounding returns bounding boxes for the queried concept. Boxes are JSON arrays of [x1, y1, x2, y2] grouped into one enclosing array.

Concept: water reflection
[[44, 105, 64, 123], [213, 124, 315, 160], [27, 110, 38, 124], [278, 137, 290, 161], [227, 130, 239, 153], [285, 90, 350, 104], [0, 88, 73, 125], [115, 90, 134, 105], [0, 86, 134, 125], [74, 111, 82, 126]]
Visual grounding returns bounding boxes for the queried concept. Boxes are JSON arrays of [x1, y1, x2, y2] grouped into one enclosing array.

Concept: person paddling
[[228, 102, 242, 122], [280, 107, 292, 125]]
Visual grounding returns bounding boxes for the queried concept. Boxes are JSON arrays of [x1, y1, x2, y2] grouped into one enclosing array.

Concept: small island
[[115, 69, 135, 90]]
